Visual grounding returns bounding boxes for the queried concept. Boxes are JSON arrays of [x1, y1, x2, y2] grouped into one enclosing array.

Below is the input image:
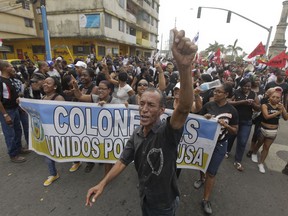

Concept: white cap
[[75, 61, 87, 69], [173, 82, 180, 90], [56, 57, 63, 61]]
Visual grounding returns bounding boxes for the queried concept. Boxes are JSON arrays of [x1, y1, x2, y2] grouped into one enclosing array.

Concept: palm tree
[[226, 39, 243, 61], [205, 41, 225, 55]]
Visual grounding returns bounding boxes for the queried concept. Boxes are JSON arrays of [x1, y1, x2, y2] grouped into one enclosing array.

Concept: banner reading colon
[[20, 98, 220, 172]]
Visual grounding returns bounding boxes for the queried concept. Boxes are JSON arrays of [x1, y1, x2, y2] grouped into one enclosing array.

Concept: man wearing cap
[[75, 61, 87, 76], [25, 73, 46, 99], [0, 60, 26, 163]]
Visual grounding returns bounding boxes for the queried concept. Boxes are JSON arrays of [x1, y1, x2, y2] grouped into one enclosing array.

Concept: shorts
[[207, 140, 227, 176], [260, 127, 278, 139]]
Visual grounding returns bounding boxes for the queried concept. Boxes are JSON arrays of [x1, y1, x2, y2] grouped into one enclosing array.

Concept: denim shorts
[[207, 140, 227, 176]]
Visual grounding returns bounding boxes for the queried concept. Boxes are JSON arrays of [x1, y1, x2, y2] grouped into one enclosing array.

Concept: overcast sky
[[158, 0, 286, 54]]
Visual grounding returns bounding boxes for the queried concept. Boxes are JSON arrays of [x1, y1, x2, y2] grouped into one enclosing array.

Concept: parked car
[[3, 59, 22, 68]]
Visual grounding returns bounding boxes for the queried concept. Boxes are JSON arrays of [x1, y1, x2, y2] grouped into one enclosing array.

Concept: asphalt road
[[0, 119, 288, 216]]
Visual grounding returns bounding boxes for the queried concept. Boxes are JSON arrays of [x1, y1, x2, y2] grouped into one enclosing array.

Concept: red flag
[[266, 51, 288, 68], [214, 48, 221, 65], [248, 42, 266, 58]]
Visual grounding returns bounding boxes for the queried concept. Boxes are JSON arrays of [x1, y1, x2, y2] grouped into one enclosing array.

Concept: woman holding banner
[[42, 76, 65, 186], [72, 79, 120, 175], [194, 83, 238, 214]]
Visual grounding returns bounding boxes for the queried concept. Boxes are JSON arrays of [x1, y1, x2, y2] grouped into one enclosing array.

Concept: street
[[0, 119, 288, 216]]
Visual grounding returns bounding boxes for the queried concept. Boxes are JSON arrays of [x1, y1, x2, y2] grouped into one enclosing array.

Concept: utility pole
[[40, 5, 52, 61]]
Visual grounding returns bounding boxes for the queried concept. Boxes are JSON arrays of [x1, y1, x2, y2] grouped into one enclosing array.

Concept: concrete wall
[[0, 13, 37, 38]]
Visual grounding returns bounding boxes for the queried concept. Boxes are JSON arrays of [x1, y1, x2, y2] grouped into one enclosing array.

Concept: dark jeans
[[227, 120, 252, 163], [141, 196, 179, 216], [0, 108, 22, 157], [19, 108, 29, 146], [45, 157, 57, 176]]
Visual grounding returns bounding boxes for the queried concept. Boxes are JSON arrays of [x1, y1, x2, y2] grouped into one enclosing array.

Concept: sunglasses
[[138, 83, 148, 87]]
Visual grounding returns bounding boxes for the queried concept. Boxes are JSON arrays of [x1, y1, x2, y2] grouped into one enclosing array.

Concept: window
[[150, 34, 155, 42], [105, 13, 112, 28], [112, 48, 119, 55], [39, 22, 43, 30], [129, 27, 136, 36], [22, 0, 30, 10], [152, 0, 154, 9], [6, 45, 14, 53], [98, 46, 106, 56], [119, 0, 125, 8], [73, 46, 90, 55], [119, 19, 125, 32], [32, 45, 45, 54], [142, 32, 149, 40], [24, 18, 33, 28], [151, 17, 154, 26], [142, 12, 150, 24]]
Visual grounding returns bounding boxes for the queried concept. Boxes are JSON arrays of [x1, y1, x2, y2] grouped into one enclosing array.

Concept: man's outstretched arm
[[85, 160, 127, 207]]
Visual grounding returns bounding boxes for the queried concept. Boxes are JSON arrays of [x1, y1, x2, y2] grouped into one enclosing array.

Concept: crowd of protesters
[[1, 42, 288, 215]]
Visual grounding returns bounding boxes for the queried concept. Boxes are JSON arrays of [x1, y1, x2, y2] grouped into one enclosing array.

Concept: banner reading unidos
[[20, 98, 220, 172]]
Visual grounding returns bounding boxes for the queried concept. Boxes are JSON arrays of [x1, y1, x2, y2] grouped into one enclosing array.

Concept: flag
[[192, 32, 199, 44], [214, 48, 221, 65], [0, 39, 2, 47], [248, 42, 266, 58], [266, 51, 288, 68]]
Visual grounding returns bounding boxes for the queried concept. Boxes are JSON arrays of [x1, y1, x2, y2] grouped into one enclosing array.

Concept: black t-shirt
[[199, 101, 239, 141], [120, 117, 183, 209], [261, 103, 280, 125], [168, 72, 179, 85], [232, 89, 256, 121]]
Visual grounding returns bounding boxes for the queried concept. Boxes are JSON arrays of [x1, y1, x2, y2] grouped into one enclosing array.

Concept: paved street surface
[[0, 119, 288, 216]]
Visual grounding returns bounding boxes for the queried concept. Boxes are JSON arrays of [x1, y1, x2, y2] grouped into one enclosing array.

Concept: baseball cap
[[67, 64, 75, 69], [173, 82, 180, 90], [75, 61, 87, 69]]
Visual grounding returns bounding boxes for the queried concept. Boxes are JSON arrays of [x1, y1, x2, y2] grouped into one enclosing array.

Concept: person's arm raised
[[170, 29, 197, 129]]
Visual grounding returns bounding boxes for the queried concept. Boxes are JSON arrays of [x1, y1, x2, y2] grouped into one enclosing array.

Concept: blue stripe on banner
[[183, 118, 218, 141]]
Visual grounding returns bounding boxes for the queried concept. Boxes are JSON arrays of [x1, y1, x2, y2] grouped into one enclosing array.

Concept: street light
[[197, 6, 273, 55]]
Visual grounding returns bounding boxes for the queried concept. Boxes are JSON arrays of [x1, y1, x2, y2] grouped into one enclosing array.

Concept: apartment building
[[0, 0, 160, 63]]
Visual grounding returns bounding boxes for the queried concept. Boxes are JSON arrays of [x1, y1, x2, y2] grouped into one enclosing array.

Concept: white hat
[[173, 82, 180, 90], [56, 56, 63, 61], [75, 61, 87, 69]]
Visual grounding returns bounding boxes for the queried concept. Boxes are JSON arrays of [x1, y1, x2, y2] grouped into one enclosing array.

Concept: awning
[[0, 45, 11, 52]]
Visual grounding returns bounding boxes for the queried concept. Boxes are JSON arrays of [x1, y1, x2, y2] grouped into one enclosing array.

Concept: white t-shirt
[[116, 84, 133, 103]]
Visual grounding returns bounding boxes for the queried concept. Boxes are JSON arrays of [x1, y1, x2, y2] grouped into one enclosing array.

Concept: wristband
[[3, 113, 8, 117]]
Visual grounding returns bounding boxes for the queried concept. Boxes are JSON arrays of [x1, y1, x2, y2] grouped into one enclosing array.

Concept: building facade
[[0, 0, 160, 63]]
